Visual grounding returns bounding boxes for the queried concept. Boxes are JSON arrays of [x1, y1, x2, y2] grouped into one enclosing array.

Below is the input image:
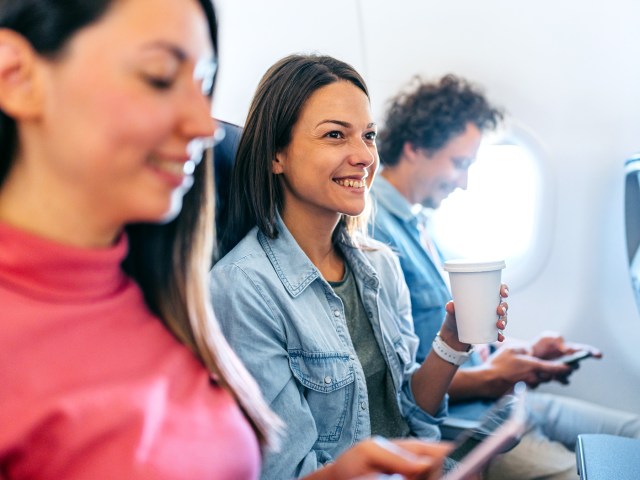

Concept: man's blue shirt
[[370, 175, 493, 421]]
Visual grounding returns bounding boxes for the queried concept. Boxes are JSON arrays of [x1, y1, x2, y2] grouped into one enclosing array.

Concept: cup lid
[[443, 259, 506, 273]]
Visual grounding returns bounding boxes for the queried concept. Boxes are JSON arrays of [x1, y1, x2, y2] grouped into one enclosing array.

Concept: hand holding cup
[[444, 259, 508, 344]]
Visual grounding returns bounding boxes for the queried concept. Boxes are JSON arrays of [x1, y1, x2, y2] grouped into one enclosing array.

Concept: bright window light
[[430, 143, 540, 262]]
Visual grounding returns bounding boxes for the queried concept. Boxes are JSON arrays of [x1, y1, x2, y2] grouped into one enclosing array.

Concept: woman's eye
[[144, 75, 175, 90], [364, 131, 377, 142], [326, 131, 344, 139], [137, 52, 180, 92]]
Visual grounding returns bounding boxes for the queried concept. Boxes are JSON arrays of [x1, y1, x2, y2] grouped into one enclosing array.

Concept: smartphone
[[440, 383, 528, 480], [555, 350, 593, 365]]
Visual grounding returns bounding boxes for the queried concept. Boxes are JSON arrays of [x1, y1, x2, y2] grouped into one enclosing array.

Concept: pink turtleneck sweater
[[0, 222, 260, 479]]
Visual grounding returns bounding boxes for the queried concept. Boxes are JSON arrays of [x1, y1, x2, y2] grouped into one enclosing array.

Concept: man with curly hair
[[370, 74, 640, 480]]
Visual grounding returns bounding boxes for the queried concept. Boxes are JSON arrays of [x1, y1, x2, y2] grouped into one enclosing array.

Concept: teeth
[[335, 178, 365, 188], [152, 158, 187, 177]]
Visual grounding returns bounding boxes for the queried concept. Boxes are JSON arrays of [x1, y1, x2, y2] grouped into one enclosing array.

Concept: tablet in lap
[[442, 382, 528, 480]]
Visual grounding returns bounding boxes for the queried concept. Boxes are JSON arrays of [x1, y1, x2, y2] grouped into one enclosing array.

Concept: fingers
[[535, 371, 554, 382], [497, 285, 509, 342], [549, 337, 602, 359], [537, 364, 577, 386], [502, 346, 529, 355], [524, 364, 562, 387], [445, 301, 455, 314], [496, 301, 508, 341], [365, 437, 447, 477], [442, 302, 458, 335], [390, 438, 453, 458], [568, 343, 603, 359], [384, 439, 452, 480], [534, 359, 572, 376], [327, 437, 447, 480]]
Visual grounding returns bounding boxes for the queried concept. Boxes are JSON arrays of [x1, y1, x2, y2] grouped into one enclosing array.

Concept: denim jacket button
[[324, 376, 332, 384], [333, 310, 340, 317], [360, 401, 366, 410], [349, 354, 356, 360]]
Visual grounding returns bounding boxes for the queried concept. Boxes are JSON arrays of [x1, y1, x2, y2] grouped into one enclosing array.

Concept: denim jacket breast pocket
[[288, 350, 355, 443]]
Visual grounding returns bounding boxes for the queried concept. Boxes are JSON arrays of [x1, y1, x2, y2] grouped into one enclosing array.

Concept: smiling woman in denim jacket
[[211, 54, 509, 480]]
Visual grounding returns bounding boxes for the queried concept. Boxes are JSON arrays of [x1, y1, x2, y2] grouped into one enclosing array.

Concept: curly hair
[[378, 74, 503, 166]]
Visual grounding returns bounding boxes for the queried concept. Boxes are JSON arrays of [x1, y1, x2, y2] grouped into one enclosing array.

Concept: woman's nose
[[180, 85, 217, 141], [349, 138, 376, 168]]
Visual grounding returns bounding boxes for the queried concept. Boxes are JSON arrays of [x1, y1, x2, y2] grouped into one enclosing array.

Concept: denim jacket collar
[[258, 214, 380, 297], [258, 216, 319, 298]]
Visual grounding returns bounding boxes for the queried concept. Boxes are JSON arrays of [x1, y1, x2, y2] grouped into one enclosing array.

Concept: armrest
[[576, 434, 640, 479]]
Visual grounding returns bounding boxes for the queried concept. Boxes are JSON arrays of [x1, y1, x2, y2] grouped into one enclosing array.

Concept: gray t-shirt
[[329, 261, 411, 438]]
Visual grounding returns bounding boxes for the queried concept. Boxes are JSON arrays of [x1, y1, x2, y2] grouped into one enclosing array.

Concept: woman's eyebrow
[[316, 120, 377, 129], [140, 41, 187, 61]]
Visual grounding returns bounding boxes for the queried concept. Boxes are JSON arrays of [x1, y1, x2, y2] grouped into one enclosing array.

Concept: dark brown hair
[[220, 53, 370, 256]]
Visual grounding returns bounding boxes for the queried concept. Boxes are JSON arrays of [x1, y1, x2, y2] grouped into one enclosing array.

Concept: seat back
[[213, 119, 243, 241], [624, 154, 640, 264]]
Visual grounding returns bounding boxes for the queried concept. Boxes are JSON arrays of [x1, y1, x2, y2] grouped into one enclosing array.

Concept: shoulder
[[212, 229, 279, 296], [214, 227, 266, 271]]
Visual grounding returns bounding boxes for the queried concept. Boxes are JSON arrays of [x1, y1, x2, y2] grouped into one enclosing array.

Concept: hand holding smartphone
[[555, 350, 593, 366]]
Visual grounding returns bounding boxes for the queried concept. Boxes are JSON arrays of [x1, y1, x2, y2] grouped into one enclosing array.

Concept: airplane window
[[428, 135, 548, 288], [624, 155, 640, 312]]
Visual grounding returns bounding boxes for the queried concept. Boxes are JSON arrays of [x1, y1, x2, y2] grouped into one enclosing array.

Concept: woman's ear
[[0, 29, 44, 120], [272, 152, 284, 175]]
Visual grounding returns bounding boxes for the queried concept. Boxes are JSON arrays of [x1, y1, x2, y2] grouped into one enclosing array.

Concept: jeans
[[485, 392, 640, 480]]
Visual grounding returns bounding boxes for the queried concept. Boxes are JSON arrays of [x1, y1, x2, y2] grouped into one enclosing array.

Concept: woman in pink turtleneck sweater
[[0, 0, 275, 478], [0, 0, 449, 478]]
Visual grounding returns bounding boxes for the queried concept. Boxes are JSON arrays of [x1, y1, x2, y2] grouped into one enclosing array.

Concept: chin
[[157, 190, 185, 224], [158, 176, 194, 224], [341, 205, 367, 218]]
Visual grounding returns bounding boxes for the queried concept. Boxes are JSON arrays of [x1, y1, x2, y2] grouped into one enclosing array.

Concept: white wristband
[[432, 334, 473, 366]]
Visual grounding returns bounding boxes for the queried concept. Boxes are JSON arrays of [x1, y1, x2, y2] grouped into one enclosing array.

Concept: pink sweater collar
[[0, 222, 130, 302]]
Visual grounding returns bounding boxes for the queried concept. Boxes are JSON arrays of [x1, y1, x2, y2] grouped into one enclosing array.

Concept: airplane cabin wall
[[213, 0, 640, 412]]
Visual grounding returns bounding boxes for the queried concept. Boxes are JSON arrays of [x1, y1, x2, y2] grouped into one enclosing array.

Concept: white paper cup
[[444, 259, 506, 344]]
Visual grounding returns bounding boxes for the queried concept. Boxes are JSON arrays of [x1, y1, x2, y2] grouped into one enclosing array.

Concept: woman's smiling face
[[273, 80, 378, 226], [31, 0, 216, 229]]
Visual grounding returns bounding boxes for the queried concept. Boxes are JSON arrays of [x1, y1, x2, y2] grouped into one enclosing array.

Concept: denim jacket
[[211, 217, 447, 480]]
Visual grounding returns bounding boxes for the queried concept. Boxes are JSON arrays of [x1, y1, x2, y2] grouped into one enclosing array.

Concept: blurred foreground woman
[[0, 0, 449, 478]]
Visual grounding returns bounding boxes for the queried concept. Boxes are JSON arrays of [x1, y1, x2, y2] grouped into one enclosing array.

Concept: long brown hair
[[220, 54, 373, 257], [0, 0, 280, 449]]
